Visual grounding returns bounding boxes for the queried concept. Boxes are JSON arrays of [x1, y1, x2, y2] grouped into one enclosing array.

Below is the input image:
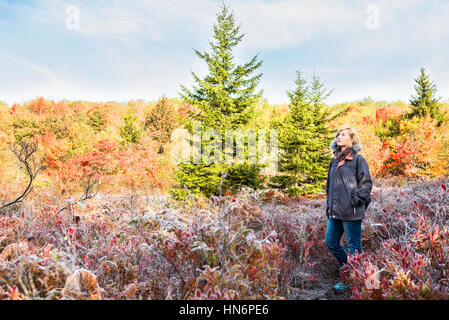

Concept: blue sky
[[1, 0, 448, 106]]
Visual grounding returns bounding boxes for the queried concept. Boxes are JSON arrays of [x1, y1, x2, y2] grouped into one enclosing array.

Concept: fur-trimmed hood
[[329, 138, 362, 155]]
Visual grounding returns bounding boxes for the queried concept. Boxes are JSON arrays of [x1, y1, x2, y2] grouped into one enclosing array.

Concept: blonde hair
[[329, 126, 363, 154]]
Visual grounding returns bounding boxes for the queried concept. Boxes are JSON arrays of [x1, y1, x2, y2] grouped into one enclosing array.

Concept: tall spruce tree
[[269, 70, 343, 196], [173, 1, 266, 200], [408, 67, 446, 127]]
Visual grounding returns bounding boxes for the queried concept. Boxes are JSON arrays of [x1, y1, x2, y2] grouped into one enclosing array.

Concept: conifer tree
[[120, 109, 142, 145], [87, 110, 105, 132], [173, 1, 266, 200], [408, 67, 446, 127], [269, 70, 343, 196]]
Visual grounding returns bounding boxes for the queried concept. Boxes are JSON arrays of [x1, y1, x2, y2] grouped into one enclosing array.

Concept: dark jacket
[[325, 150, 373, 221]]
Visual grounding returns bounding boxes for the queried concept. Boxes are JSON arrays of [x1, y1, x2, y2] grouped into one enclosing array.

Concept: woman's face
[[336, 130, 353, 149]]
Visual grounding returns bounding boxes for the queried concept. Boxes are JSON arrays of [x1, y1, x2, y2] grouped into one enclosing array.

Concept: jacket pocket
[[341, 174, 357, 214]]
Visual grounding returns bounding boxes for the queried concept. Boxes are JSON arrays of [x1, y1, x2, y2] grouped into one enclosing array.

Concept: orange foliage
[[53, 101, 68, 116], [60, 139, 122, 182], [120, 135, 159, 189], [177, 104, 199, 118], [30, 97, 49, 115], [375, 106, 404, 124], [30, 131, 69, 175], [380, 114, 446, 177], [60, 136, 163, 191], [357, 126, 389, 176], [9, 104, 18, 115], [28, 97, 68, 116], [362, 115, 372, 125]]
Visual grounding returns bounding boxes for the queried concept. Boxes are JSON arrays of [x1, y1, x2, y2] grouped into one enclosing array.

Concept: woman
[[325, 126, 372, 292]]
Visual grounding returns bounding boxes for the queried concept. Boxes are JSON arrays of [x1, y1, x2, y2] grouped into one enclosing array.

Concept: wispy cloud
[[7, 55, 63, 85], [18, 0, 216, 45], [231, 0, 362, 50]]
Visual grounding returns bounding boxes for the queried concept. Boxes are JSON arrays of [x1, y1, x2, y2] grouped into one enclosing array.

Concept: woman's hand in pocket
[[350, 189, 363, 206]]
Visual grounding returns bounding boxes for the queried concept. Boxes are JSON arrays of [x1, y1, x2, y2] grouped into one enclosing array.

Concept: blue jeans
[[325, 218, 362, 268]]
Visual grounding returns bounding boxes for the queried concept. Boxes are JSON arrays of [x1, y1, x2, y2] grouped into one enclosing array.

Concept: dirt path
[[284, 260, 352, 300], [287, 268, 351, 300]]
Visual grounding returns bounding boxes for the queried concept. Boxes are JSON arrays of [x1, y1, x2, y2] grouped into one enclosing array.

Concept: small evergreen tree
[[269, 70, 344, 196], [173, 1, 266, 200], [119, 109, 142, 145], [87, 110, 105, 132], [408, 67, 446, 127]]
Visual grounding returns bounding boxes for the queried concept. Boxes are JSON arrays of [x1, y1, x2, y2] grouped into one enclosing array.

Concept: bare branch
[[0, 141, 46, 211], [56, 173, 100, 215]]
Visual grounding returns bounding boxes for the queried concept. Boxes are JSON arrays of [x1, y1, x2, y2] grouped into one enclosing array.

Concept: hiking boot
[[332, 282, 350, 293]]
